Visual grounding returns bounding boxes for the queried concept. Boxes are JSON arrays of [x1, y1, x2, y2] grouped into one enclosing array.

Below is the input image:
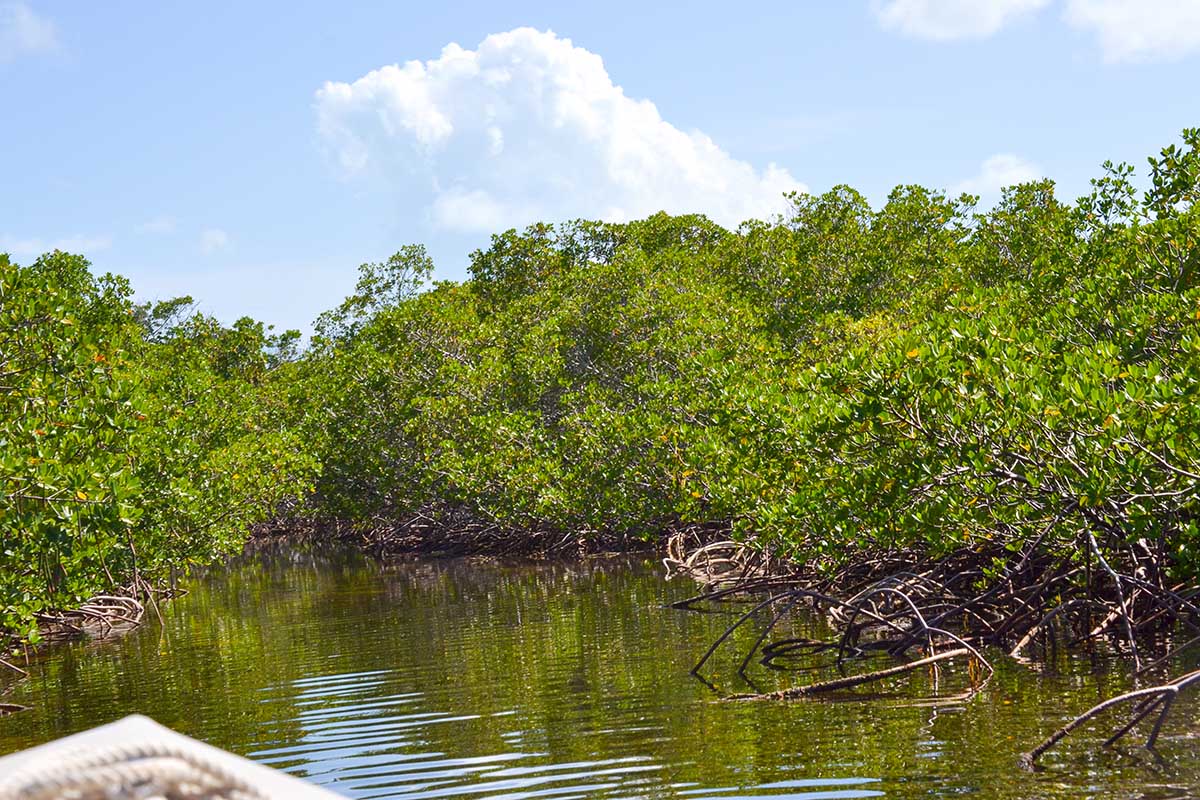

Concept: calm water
[[2, 549, 1200, 799]]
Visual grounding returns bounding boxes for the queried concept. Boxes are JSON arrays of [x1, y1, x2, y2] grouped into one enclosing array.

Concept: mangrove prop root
[[33, 594, 145, 642], [0, 656, 28, 677], [674, 532, 1200, 767], [728, 648, 975, 700], [1022, 668, 1200, 767], [252, 506, 659, 560], [1, 591, 152, 716], [664, 529, 781, 588]]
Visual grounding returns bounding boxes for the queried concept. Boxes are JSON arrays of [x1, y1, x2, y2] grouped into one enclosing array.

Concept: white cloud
[[200, 228, 230, 253], [0, 2, 57, 62], [136, 215, 177, 234], [873, 0, 1051, 40], [951, 153, 1043, 197], [1064, 0, 1200, 62], [874, 0, 1200, 61], [314, 28, 803, 233], [1, 233, 112, 258]]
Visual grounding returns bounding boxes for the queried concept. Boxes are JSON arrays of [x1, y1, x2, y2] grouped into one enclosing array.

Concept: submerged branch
[[728, 648, 974, 700]]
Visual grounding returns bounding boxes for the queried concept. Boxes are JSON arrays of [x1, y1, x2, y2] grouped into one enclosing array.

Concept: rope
[[0, 740, 270, 800]]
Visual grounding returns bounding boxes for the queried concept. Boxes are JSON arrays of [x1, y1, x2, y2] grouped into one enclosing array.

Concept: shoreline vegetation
[[246, 505, 664, 560], [4, 128, 1200, 760]]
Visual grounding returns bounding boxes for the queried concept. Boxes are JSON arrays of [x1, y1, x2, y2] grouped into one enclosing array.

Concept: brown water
[[2, 548, 1199, 799]]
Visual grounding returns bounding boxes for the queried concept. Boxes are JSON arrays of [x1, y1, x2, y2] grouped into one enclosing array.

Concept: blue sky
[[2, 0, 1198, 332]]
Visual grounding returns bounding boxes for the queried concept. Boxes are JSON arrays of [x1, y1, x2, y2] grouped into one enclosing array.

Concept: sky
[[2, 0, 1199, 332]]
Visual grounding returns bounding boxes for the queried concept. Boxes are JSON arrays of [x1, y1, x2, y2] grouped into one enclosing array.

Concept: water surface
[[2, 549, 1199, 799]]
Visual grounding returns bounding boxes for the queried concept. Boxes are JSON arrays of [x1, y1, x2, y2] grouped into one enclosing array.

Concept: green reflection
[[1, 550, 1197, 800]]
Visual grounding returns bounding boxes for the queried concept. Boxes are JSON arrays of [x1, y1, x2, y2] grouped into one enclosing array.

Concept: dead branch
[[729, 648, 974, 700]]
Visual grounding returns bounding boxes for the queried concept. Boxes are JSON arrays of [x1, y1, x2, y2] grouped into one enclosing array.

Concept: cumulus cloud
[[0, 233, 111, 257], [872, 0, 1051, 40], [200, 228, 230, 253], [314, 28, 803, 232], [952, 154, 1043, 197], [1064, 0, 1200, 62], [0, 2, 57, 62]]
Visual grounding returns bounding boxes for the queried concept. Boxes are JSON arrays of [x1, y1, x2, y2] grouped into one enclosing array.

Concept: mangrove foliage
[[3, 128, 1200, 656]]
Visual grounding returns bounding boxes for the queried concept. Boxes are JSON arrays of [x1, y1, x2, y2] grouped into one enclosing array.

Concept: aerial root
[[728, 647, 975, 700], [664, 529, 783, 588], [677, 536, 1200, 767], [0, 656, 28, 677], [34, 594, 145, 642], [1, 589, 163, 717], [1022, 667, 1200, 768], [689, 574, 994, 702]]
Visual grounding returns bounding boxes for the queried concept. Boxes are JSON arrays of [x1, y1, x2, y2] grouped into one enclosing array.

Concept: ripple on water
[[247, 665, 877, 800], [13, 554, 1183, 799]]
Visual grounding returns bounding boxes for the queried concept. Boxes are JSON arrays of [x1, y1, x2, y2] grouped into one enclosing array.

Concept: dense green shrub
[[0, 254, 316, 641], [303, 129, 1200, 581], [4, 129, 1198, 642]]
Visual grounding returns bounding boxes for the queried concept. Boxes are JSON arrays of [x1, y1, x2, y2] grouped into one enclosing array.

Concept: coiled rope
[[0, 740, 270, 800]]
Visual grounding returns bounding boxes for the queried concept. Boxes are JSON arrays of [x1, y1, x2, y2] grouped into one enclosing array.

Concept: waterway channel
[[2, 548, 1198, 798]]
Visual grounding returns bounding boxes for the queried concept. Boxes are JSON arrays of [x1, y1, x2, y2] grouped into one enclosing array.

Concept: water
[[2, 548, 1199, 799]]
